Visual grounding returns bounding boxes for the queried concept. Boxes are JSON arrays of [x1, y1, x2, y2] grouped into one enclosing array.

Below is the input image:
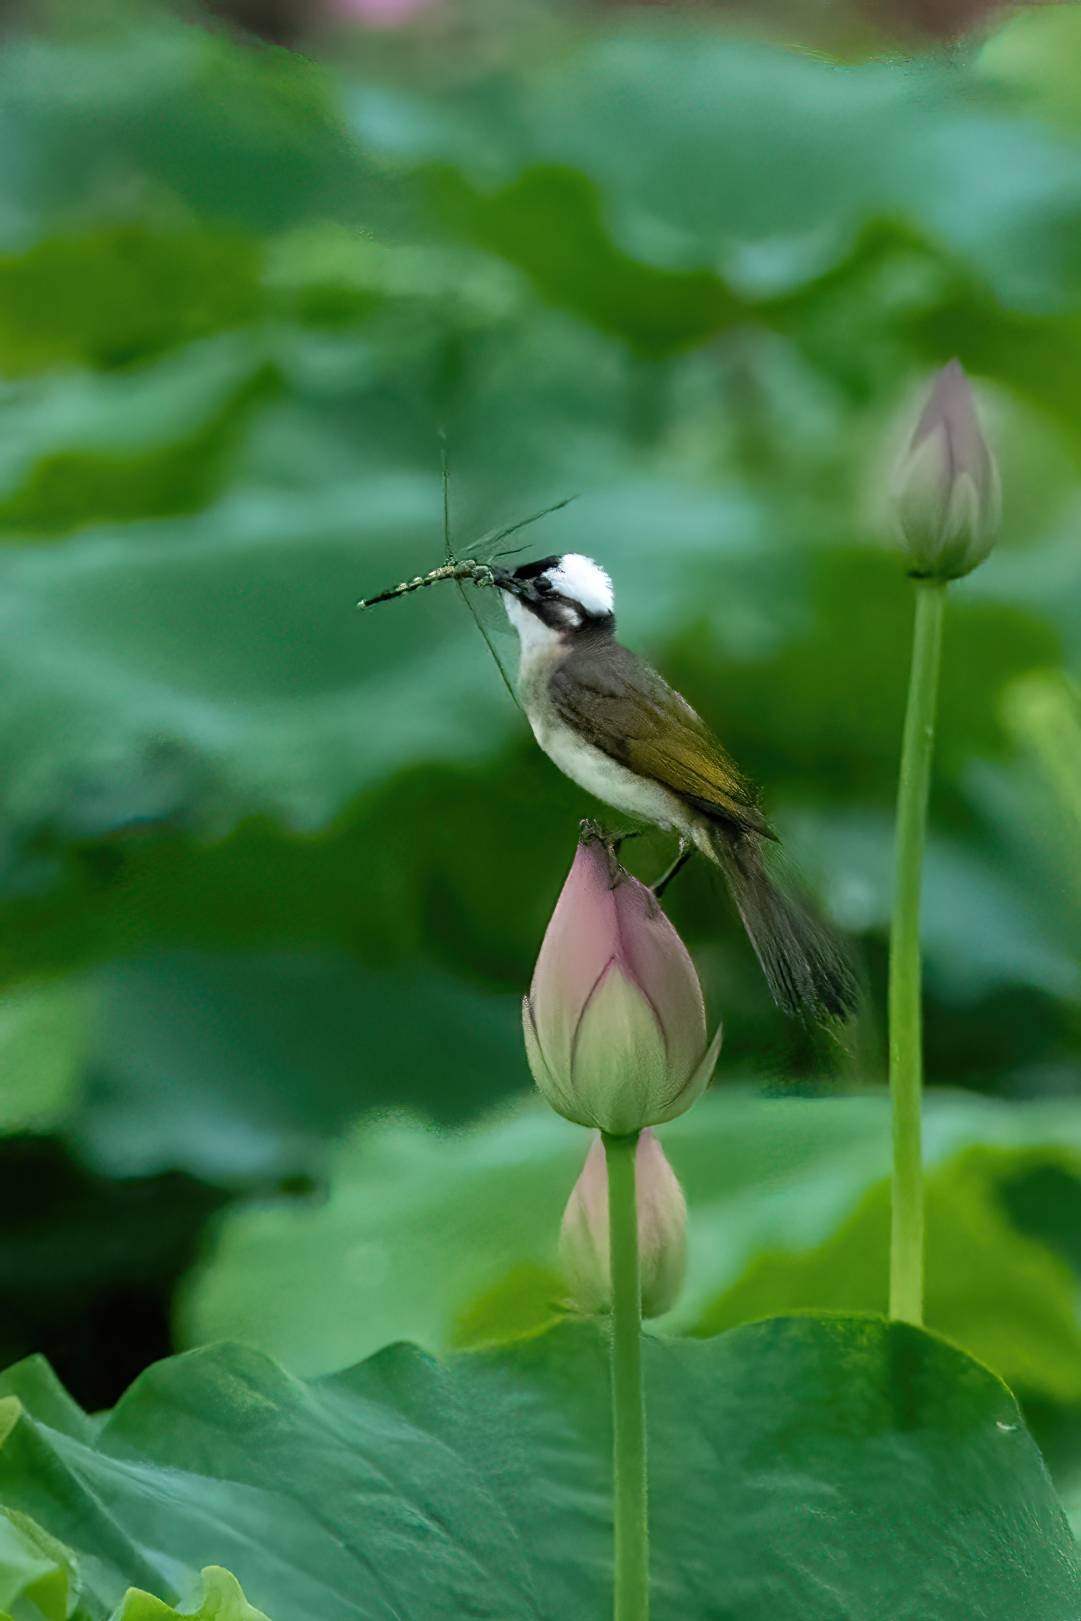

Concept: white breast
[[502, 594, 562, 660], [533, 711, 692, 834], [503, 593, 697, 835]]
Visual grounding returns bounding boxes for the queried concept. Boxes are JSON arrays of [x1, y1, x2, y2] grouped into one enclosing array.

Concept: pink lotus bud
[[560, 1130, 687, 1319], [523, 836, 722, 1135], [325, 0, 436, 24], [892, 359, 1001, 582]]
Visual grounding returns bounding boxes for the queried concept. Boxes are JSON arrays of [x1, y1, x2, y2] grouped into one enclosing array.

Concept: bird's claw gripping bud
[[560, 1129, 687, 1318], [577, 818, 642, 885], [523, 835, 722, 1135], [891, 359, 1000, 582]]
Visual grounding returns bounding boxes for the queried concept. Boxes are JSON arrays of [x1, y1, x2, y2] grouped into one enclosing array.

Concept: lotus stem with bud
[[522, 834, 722, 1137], [887, 359, 1000, 1324], [561, 1130, 688, 1321], [525, 832, 719, 1621]]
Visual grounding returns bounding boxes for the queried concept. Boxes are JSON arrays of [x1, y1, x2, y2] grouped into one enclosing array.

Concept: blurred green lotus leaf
[[181, 1090, 1081, 1402]]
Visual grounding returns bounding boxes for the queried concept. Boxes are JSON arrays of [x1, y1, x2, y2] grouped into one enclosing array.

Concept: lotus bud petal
[[892, 359, 1000, 581], [523, 836, 722, 1133], [560, 1130, 687, 1319]]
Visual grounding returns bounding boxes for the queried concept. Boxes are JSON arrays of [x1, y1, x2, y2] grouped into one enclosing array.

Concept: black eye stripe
[[512, 555, 561, 582]]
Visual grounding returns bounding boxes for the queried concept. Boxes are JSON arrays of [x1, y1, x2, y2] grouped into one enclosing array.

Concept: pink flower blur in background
[[325, 0, 436, 24]]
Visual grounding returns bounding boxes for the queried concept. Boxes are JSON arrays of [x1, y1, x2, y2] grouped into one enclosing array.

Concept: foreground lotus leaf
[[0, 1314, 1077, 1620]]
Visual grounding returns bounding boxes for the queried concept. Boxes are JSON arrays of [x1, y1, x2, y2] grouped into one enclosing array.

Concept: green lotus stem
[[603, 1129, 649, 1621], [889, 578, 947, 1324]]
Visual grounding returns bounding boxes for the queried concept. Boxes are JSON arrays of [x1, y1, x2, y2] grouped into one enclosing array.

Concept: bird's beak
[[490, 566, 525, 597]]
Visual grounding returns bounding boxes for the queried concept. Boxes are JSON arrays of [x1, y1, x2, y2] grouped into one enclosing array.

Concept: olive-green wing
[[549, 640, 774, 838]]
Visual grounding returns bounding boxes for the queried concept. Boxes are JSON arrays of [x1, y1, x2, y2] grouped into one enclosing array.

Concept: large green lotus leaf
[[350, 21, 1081, 450], [1, 1316, 1078, 1620], [264, 221, 519, 323], [0, 229, 263, 380], [0, 225, 534, 541], [0, 471, 510, 841], [0, 338, 278, 537], [434, 164, 742, 355], [0, 1507, 75, 1620], [110, 1568, 270, 1621], [694, 1145, 1081, 1406], [1003, 671, 1081, 846], [0, 24, 372, 239], [355, 27, 1081, 328], [779, 805, 1079, 1006], [179, 1091, 1081, 1391], [0, 336, 262, 490], [0, 1508, 268, 1621], [521, 34, 1081, 312], [664, 546, 1063, 807], [78, 951, 525, 1183], [981, 6, 1081, 136], [0, 982, 88, 1138]]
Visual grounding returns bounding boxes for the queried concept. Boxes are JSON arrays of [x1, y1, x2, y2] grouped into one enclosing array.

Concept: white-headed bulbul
[[493, 552, 855, 1021]]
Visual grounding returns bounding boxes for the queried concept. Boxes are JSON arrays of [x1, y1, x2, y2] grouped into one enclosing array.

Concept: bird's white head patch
[[545, 554, 614, 617], [500, 550, 616, 653]]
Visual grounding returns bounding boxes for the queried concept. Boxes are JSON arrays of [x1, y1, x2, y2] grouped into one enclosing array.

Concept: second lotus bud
[[560, 1129, 687, 1319], [892, 358, 1000, 582], [523, 836, 722, 1136]]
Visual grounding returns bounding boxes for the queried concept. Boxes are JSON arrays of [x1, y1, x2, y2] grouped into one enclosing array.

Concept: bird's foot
[[578, 819, 640, 886], [652, 839, 695, 898]]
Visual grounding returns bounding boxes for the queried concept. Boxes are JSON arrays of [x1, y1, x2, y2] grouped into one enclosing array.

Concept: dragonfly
[[357, 445, 576, 708]]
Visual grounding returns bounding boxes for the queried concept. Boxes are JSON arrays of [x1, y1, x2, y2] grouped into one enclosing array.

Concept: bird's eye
[[534, 578, 554, 597]]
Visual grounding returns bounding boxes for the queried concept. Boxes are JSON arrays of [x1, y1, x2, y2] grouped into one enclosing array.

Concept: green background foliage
[[2, 0, 1081, 1613]]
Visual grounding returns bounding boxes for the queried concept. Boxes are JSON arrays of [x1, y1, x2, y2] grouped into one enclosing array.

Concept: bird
[[492, 551, 855, 1021]]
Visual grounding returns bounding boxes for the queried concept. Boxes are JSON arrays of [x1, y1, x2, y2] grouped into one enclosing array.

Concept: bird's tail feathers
[[702, 826, 857, 1022]]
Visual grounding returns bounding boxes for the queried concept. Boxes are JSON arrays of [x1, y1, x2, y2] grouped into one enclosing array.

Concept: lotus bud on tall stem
[[560, 1129, 688, 1321], [523, 834, 722, 1135], [525, 830, 721, 1621], [887, 360, 1000, 1324]]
